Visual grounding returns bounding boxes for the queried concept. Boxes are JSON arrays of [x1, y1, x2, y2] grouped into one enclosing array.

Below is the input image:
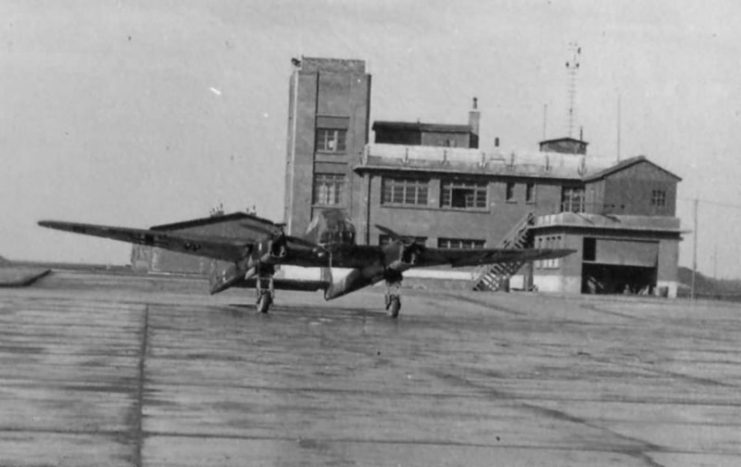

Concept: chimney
[[468, 97, 480, 149]]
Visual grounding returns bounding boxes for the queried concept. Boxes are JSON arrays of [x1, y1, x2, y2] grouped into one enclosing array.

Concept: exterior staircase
[[472, 212, 535, 292]]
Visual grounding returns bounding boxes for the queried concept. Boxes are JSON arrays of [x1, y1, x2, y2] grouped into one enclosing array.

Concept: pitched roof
[[150, 212, 275, 231], [582, 156, 682, 182], [538, 136, 588, 146]]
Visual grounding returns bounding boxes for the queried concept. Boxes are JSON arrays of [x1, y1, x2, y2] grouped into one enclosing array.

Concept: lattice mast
[[565, 42, 581, 138]]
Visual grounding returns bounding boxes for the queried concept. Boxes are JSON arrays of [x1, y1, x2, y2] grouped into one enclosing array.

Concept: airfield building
[[134, 56, 683, 298], [281, 56, 683, 297]]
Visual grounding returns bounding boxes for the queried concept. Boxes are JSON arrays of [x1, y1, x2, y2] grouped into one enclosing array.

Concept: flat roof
[[298, 56, 366, 74], [531, 212, 684, 236], [373, 121, 472, 134], [356, 144, 681, 182], [356, 144, 613, 180]]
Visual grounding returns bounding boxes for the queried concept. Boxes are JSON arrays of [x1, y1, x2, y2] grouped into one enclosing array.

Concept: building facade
[[351, 147, 682, 296], [283, 57, 372, 237], [281, 56, 682, 297]]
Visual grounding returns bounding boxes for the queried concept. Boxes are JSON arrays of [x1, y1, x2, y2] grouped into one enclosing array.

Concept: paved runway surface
[[1, 270, 741, 466]]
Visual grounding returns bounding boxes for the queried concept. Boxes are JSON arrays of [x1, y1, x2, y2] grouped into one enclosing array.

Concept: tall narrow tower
[[565, 42, 581, 137], [283, 57, 372, 236]]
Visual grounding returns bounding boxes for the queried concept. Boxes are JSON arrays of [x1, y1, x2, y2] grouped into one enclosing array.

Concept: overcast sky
[[2, 0, 740, 277]]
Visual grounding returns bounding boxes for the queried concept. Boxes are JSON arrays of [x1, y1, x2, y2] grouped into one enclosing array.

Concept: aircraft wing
[[414, 247, 576, 268], [38, 220, 249, 262]]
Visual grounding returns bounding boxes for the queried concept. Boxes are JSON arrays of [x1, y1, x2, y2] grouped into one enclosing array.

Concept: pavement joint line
[[429, 369, 669, 466], [0, 427, 133, 436], [579, 303, 643, 320], [111, 431, 694, 453], [583, 354, 738, 389], [143, 382, 741, 407], [440, 293, 525, 316], [0, 426, 739, 452], [133, 304, 149, 467]]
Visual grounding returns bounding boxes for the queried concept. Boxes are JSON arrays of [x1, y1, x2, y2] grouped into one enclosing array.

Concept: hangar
[[136, 56, 683, 298], [131, 212, 273, 275]]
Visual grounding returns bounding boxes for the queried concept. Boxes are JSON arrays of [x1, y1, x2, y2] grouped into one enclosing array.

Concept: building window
[[536, 237, 543, 269], [381, 177, 429, 206], [506, 182, 516, 202], [651, 189, 666, 207], [548, 236, 561, 268], [313, 173, 345, 205], [537, 236, 562, 269], [379, 235, 427, 246], [316, 128, 347, 152], [561, 186, 585, 213], [583, 237, 596, 261], [441, 180, 487, 209], [526, 183, 535, 203], [437, 238, 486, 249]]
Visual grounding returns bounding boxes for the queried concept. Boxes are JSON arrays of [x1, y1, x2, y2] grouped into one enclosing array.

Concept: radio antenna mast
[[565, 42, 581, 138]]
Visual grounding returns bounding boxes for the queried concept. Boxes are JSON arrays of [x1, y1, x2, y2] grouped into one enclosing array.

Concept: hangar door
[[582, 238, 658, 294]]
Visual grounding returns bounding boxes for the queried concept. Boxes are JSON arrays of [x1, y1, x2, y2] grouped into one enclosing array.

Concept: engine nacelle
[[256, 237, 288, 264], [387, 244, 423, 271], [400, 244, 420, 265], [269, 237, 287, 259]]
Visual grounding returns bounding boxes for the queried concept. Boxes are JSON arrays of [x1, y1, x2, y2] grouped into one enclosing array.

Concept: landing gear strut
[[384, 270, 403, 318], [256, 271, 275, 314]]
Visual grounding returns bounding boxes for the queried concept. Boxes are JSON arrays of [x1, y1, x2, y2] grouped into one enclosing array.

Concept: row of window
[[381, 178, 535, 208], [312, 174, 670, 212], [561, 187, 669, 213], [436, 238, 486, 249], [314, 175, 536, 208], [382, 177, 428, 205], [378, 235, 486, 249]]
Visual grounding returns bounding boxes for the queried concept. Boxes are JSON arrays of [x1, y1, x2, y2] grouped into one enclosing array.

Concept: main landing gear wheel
[[256, 291, 272, 314], [386, 294, 401, 318], [256, 272, 275, 314], [384, 270, 403, 319]]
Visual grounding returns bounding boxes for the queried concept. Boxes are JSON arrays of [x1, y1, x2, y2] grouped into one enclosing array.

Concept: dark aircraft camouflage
[[39, 210, 574, 318]]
